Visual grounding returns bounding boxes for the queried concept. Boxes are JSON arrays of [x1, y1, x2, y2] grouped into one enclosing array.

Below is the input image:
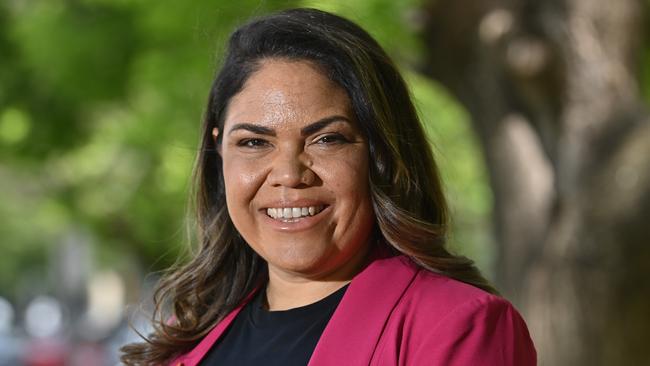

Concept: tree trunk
[[420, 0, 650, 364]]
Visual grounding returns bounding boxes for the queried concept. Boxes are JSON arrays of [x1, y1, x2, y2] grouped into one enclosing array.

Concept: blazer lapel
[[308, 256, 418, 366], [170, 291, 258, 366]]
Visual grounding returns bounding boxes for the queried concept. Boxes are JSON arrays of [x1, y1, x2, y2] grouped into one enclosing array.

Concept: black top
[[200, 284, 348, 366]]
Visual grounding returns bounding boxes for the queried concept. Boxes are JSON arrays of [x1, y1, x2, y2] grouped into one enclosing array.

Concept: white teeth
[[266, 205, 324, 220]]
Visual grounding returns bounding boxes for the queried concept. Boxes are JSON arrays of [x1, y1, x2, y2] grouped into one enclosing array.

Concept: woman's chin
[[266, 256, 328, 278], [264, 248, 366, 282]]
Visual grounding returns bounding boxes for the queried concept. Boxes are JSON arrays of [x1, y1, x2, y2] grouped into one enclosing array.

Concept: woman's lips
[[265, 205, 326, 220], [260, 205, 331, 232]]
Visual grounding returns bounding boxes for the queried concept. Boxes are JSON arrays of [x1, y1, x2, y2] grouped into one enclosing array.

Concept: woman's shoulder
[[375, 256, 537, 365], [373, 255, 529, 335], [376, 255, 501, 303], [408, 259, 503, 311]]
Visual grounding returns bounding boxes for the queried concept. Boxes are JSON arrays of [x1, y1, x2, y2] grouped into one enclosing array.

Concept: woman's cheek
[[224, 156, 268, 197]]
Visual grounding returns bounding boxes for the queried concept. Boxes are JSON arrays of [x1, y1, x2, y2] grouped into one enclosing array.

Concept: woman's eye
[[316, 133, 349, 144], [237, 138, 269, 148]]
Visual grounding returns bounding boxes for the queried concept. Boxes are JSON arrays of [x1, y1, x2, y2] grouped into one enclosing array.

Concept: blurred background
[[1, 0, 648, 365]]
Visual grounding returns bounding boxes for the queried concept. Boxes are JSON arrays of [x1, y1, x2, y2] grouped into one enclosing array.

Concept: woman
[[121, 8, 536, 366]]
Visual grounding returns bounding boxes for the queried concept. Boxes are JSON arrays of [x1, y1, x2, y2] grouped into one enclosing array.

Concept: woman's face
[[219, 59, 375, 281]]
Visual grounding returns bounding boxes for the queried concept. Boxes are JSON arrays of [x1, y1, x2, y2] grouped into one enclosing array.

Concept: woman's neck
[[263, 241, 376, 310]]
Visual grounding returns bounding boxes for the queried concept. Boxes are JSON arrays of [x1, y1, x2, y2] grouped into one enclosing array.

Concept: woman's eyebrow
[[228, 115, 352, 137], [300, 115, 352, 136], [228, 123, 276, 136]]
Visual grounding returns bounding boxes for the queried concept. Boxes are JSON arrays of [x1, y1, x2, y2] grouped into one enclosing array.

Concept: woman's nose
[[267, 150, 316, 188]]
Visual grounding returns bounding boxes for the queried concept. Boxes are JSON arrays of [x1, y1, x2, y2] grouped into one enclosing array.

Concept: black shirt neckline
[[249, 284, 349, 329]]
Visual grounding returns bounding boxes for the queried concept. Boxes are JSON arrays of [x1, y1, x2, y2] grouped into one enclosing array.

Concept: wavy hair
[[121, 8, 496, 365]]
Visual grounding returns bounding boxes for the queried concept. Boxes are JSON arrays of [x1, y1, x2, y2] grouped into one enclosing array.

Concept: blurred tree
[[420, 0, 650, 364]]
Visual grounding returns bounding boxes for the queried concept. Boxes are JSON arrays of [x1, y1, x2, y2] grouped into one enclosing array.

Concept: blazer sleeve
[[413, 295, 537, 366]]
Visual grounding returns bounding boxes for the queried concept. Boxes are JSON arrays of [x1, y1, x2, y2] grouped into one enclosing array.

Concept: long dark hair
[[121, 7, 495, 365]]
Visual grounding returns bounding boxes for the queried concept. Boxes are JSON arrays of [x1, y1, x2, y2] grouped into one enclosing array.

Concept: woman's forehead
[[224, 59, 354, 131]]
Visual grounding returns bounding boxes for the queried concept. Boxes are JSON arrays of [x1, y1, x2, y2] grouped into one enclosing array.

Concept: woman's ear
[[212, 127, 221, 155]]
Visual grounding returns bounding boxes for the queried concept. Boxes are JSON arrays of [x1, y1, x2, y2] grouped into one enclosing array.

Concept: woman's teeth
[[266, 206, 324, 220]]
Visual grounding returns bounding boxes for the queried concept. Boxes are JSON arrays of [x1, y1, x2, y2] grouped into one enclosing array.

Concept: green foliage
[[300, 0, 423, 62], [0, 0, 493, 300]]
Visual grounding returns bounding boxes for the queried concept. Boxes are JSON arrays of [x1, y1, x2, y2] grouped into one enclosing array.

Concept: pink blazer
[[171, 255, 537, 365]]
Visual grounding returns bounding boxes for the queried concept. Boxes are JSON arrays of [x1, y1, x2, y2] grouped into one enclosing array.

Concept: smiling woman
[[220, 60, 374, 299], [120, 8, 536, 366]]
